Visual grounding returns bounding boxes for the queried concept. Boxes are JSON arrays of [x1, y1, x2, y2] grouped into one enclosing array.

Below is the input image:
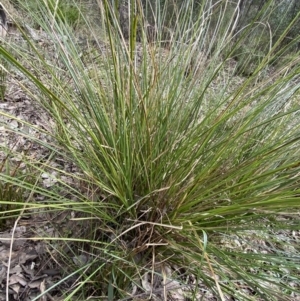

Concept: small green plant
[[46, 0, 83, 27], [17, 0, 83, 28]]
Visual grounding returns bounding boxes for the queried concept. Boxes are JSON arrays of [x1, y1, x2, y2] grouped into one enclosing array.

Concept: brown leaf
[[8, 264, 22, 274], [9, 274, 27, 286], [28, 280, 42, 289], [40, 279, 47, 301], [10, 283, 21, 294]]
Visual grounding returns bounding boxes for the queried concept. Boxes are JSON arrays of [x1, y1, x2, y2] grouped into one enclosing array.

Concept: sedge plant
[[0, 0, 300, 300]]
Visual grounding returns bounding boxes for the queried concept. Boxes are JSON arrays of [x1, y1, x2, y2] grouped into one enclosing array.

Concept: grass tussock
[[0, 0, 300, 300]]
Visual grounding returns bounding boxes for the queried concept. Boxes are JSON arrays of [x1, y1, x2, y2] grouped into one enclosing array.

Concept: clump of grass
[[1, 0, 300, 300]]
